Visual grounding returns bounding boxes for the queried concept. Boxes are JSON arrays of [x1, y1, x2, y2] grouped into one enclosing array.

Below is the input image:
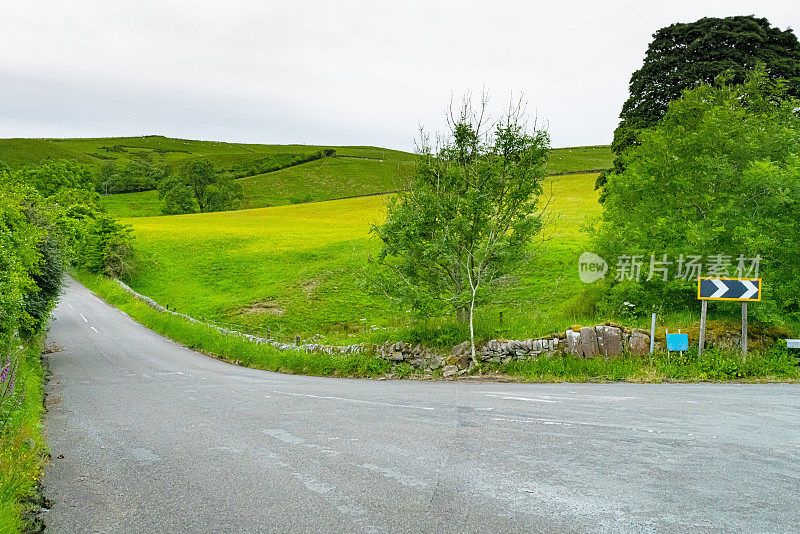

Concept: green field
[[122, 172, 602, 345], [0, 137, 612, 218], [547, 145, 612, 174]]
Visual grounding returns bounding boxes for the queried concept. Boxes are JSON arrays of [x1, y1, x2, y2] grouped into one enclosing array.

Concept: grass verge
[[0, 337, 47, 533], [495, 346, 800, 382], [77, 271, 798, 383], [73, 271, 391, 378]]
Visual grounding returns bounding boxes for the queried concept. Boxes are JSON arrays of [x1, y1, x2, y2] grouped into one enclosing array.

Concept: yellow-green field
[[123, 173, 602, 344]]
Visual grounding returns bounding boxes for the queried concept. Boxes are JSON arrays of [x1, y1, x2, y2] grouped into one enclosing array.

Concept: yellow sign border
[[697, 277, 762, 301]]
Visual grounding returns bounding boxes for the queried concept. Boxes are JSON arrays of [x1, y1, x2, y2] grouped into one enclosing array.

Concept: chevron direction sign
[[697, 277, 761, 301]]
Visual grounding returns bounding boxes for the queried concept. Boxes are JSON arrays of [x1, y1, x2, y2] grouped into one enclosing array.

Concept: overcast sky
[[1, 1, 797, 151]]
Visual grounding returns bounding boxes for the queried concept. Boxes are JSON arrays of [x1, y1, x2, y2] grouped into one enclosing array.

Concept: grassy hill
[[0, 136, 612, 217], [0, 135, 416, 170], [99, 144, 610, 217], [121, 172, 603, 345], [0, 137, 612, 218]]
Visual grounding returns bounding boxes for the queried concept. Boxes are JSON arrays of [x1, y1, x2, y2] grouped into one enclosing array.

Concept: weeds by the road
[[0, 339, 47, 533], [75, 271, 392, 378], [78, 270, 799, 383], [496, 346, 799, 382]]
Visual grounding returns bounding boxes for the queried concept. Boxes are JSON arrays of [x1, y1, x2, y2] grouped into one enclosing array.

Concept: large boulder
[[579, 327, 600, 358], [629, 332, 650, 356], [596, 325, 623, 357], [566, 329, 581, 355], [446, 341, 472, 368]]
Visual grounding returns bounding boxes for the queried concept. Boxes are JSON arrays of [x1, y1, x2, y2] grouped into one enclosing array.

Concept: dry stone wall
[[116, 280, 651, 374], [372, 323, 651, 372]]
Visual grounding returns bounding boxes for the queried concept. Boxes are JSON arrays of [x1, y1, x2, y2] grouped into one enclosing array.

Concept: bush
[[75, 212, 135, 278]]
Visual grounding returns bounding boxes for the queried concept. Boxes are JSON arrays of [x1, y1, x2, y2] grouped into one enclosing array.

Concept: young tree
[[597, 15, 800, 193], [596, 69, 800, 318], [372, 96, 549, 362]]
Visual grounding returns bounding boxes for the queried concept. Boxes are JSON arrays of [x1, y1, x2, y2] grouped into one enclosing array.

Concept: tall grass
[[0, 339, 47, 533], [497, 346, 799, 382]]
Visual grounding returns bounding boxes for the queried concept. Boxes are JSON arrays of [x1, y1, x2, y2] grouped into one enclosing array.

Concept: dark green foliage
[[21, 222, 63, 337], [596, 70, 800, 320], [223, 149, 334, 180], [598, 15, 800, 193], [12, 160, 96, 197], [158, 179, 197, 215], [0, 186, 43, 341], [158, 161, 242, 214], [75, 213, 134, 278], [98, 159, 167, 194]]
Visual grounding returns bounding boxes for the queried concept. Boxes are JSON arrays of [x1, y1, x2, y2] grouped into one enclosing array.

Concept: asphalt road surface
[[44, 279, 800, 533]]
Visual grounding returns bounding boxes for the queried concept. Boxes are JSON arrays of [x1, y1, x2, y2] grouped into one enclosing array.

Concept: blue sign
[[666, 333, 689, 352]]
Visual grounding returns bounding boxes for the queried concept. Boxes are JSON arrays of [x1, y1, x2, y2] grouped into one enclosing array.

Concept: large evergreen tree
[[597, 15, 800, 193]]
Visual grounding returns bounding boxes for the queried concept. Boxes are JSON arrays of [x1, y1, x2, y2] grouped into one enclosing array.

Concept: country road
[[44, 279, 800, 533]]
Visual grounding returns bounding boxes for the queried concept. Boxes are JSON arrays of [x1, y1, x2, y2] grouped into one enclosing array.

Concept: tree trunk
[[468, 286, 478, 367]]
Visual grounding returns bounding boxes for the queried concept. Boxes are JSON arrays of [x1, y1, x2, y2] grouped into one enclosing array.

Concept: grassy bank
[[76, 271, 799, 383], [0, 338, 47, 533], [73, 271, 392, 378], [498, 347, 799, 382]]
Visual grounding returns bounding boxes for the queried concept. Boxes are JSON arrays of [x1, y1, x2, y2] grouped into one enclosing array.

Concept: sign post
[[742, 301, 748, 357], [697, 277, 761, 357], [649, 313, 656, 354], [698, 300, 708, 357]]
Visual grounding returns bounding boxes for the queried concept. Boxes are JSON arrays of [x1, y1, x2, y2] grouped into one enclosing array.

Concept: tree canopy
[[157, 160, 242, 214], [596, 69, 800, 320], [372, 97, 549, 361], [598, 15, 800, 192]]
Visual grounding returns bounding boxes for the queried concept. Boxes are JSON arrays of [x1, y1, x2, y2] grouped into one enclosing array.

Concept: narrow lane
[[44, 279, 800, 533]]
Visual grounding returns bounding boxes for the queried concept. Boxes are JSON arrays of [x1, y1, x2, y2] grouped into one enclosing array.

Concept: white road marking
[[275, 390, 435, 411], [492, 416, 678, 436], [500, 395, 558, 403], [90, 326, 99, 333], [484, 392, 558, 403], [80, 313, 88, 323], [67, 303, 74, 309]]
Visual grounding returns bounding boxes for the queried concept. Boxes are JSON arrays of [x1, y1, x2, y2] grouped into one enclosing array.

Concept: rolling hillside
[[0, 136, 612, 217], [0, 135, 415, 170], [122, 173, 603, 345]]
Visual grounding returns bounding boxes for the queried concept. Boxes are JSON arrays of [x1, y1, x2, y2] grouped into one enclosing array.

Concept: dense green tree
[[372, 97, 549, 361], [12, 160, 96, 197], [597, 15, 800, 193], [159, 179, 197, 215], [98, 159, 166, 194], [0, 186, 43, 342], [158, 160, 242, 214], [596, 69, 800, 320]]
